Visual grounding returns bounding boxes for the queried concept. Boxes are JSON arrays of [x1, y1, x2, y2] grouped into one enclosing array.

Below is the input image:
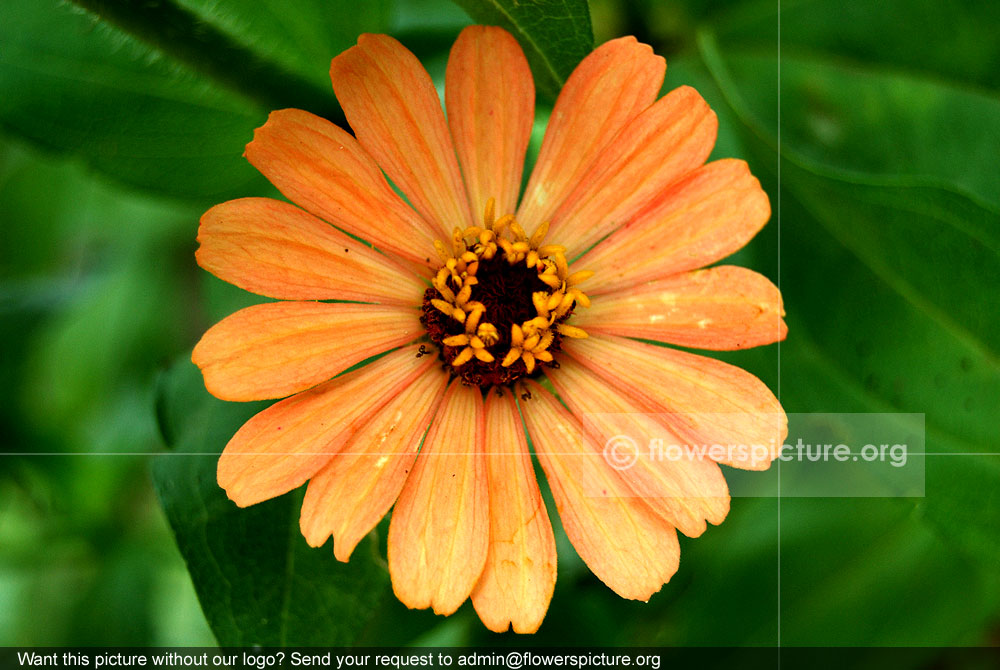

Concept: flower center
[[420, 199, 591, 388]]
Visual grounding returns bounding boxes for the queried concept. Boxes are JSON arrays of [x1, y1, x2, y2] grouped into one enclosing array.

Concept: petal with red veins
[[197, 197, 425, 305], [577, 159, 770, 291], [388, 380, 489, 615], [574, 266, 786, 350], [471, 391, 557, 634], [521, 381, 680, 601], [245, 108, 439, 271], [446, 26, 534, 219], [551, 86, 718, 259], [518, 37, 665, 231], [564, 334, 786, 470], [193, 302, 422, 402], [300, 366, 448, 561], [546, 358, 730, 538], [331, 33, 473, 233], [217, 346, 435, 507]]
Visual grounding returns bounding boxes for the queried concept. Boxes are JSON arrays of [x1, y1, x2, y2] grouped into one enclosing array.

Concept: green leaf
[[0, 0, 264, 199], [697, 33, 1000, 574], [72, 0, 392, 121], [715, 0, 1000, 91], [704, 45, 1000, 211], [449, 0, 594, 100], [151, 356, 392, 645], [0, 0, 391, 199]]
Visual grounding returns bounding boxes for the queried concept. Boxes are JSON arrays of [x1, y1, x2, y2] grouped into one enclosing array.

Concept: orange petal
[[577, 159, 771, 292], [331, 34, 473, 233], [564, 334, 786, 470], [299, 365, 448, 561], [388, 380, 489, 615], [574, 266, 787, 350], [197, 197, 426, 305], [546, 358, 730, 538], [550, 86, 717, 259], [517, 37, 666, 230], [471, 391, 557, 634], [193, 302, 422, 401], [446, 26, 534, 219], [520, 380, 680, 601], [217, 346, 435, 507], [244, 108, 439, 271]]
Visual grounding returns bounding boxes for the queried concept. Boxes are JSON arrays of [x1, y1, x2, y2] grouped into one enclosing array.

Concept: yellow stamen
[[432, 299, 454, 317], [538, 273, 562, 290], [477, 323, 499, 347], [569, 288, 591, 308], [522, 352, 536, 374], [426, 198, 594, 374], [510, 324, 524, 348], [529, 221, 550, 248], [434, 240, 451, 264], [532, 291, 550, 317], [536, 330, 555, 353], [452, 347, 474, 367], [483, 197, 496, 228], [501, 349, 521, 368], [566, 270, 594, 287], [455, 283, 473, 306], [557, 324, 588, 339]]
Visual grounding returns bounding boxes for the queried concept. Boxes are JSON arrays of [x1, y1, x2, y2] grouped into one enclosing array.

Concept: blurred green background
[[2, 0, 998, 655]]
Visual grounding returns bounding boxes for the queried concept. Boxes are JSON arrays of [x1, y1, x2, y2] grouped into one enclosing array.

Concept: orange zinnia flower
[[193, 26, 787, 634]]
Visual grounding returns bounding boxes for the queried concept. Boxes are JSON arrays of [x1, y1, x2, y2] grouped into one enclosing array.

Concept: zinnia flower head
[[193, 25, 787, 634]]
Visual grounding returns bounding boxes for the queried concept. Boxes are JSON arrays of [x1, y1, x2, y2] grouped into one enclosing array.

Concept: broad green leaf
[[778, 191, 1000, 565], [152, 357, 392, 645], [450, 0, 594, 100], [1, 136, 215, 647], [0, 0, 392, 199], [693, 24, 1000, 635], [699, 36, 1000, 211], [0, 0, 266, 199], [0, 134, 197, 455], [774, 497, 996, 645], [73, 0, 391, 119], [642, 496, 998, 647], [715, 0, 1000, 91], [170, 0, 391, 102]]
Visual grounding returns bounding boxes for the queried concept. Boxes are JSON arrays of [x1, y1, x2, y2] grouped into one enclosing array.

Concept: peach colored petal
[[244, 108, 439, 272], [217, 346, 435, 507], [331, 34, 473, 234], [564, 335, 786, 470], [550, 86, 717, 260], [517, 37, 666, 230], [197, 197, 426, 305], [545, 358, 730, 538], [299, 365, 448, 561], [576, 159, 771, 292], [388, 380, 488, 615], [193, 302, 422, 402], [520, 380, 680, 601], [574, 266, 786, 350], [471, 391, 557, 634], [446, 26, 534, 219]]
